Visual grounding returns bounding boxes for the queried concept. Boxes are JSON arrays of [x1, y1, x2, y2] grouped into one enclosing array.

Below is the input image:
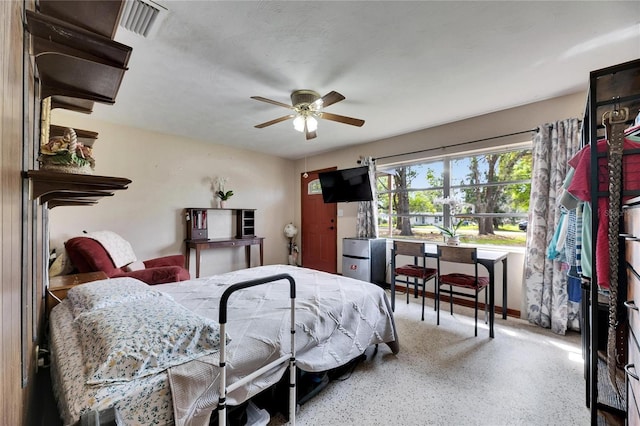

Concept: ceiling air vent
[[119, 0, 168, 38]]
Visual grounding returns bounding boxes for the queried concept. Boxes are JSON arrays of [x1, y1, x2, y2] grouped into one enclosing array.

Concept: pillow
[[124, 260, 146, 272], [77, 297, 224, 384], [49, 250, 74, 277], [84, 230, 137, 268], [66, 277, 171, 318]]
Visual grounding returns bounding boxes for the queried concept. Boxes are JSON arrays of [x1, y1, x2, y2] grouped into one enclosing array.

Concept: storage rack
[[582, 58, 640, 424]]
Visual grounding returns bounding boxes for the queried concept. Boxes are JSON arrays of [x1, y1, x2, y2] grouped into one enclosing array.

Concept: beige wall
[[294, 91, 586, 315], [50, 91, 585, 315], [49, 110, 296, 277]]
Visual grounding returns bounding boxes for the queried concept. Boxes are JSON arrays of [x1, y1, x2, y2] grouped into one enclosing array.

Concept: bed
[[49, 264, 399, 425]]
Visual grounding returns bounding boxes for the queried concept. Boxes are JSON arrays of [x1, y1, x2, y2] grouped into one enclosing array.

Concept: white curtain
[[356, 157, 378, 238], [524, 119, 581, 335]]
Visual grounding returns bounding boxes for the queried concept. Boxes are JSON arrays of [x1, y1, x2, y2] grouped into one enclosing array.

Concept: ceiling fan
[[251, 90, 365, 140]]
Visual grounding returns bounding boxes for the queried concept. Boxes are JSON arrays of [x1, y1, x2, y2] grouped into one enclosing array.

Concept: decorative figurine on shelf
[[39, 127, 95, 174], [284, 223, 299, 265], [214, 176, 233, 208]]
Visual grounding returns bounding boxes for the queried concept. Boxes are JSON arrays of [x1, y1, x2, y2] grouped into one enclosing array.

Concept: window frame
[[376, 143, 532, 244]]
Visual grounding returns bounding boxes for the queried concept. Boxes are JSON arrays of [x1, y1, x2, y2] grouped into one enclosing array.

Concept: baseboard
[[391, 283, 521, 319]]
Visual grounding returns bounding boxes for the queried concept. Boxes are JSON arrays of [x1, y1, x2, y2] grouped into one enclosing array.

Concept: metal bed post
[[217, 273, 297, 426]]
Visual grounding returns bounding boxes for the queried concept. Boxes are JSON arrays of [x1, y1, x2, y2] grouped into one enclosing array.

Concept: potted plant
[[214, 176, 233, 208], [434, 219, 463, 246]]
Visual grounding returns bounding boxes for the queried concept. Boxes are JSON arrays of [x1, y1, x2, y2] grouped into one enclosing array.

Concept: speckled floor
[[269, 290, 589, 425]]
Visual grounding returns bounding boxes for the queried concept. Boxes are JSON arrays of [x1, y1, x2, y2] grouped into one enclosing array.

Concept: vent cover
[[119, 0, 167, 38]]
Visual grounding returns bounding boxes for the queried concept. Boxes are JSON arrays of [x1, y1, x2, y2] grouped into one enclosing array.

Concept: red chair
[[436, 245, 489, 336], [391, 241, 437, 321], [65, 236, 190, 285]]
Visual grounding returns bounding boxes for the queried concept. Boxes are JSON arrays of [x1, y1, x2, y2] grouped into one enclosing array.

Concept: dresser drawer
[[628, 238, 640, 272], [628, 267, 640, 335], [630, 382, 640, 426], [629, 330, 640, 423], [625, 205, 640, 240]]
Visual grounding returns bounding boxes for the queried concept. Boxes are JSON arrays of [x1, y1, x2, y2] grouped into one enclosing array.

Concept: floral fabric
[[50, 300, 174, 425], [66, 277, 169, 318], [356, 157, 379, 238], [65, 278, 224, 385], [77, 296, 223, 385], [524, 119, 581, 335]]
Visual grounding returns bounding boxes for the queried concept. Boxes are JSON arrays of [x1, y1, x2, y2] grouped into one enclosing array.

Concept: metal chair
[[436, 245, 489, 336], [391, 241, 437, 321]]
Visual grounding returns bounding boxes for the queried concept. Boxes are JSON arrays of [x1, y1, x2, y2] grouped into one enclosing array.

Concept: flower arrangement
[[433, 219, 464, 237], [39, 128, 95, 173], [214, 177, 233, 200], [433, 196, 472, 244]]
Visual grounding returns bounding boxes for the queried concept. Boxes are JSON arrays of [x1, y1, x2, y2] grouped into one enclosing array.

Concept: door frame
[[300, 167, 337, 273]]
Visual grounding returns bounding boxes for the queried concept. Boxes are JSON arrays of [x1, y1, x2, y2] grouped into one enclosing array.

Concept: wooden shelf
[[24, 2, 133, 209], [24, 170, 131, 208], [26, 10, 132, 104], [38, 0, 125, 39], [237, 209, 256, 238], [50, 96, 94, 114]]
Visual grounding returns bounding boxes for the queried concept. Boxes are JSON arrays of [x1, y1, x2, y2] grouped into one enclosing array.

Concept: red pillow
[[65, 237, 119, 276]]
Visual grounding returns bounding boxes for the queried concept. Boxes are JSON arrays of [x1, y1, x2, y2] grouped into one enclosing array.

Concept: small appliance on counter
[[342, 237, 387, 288]]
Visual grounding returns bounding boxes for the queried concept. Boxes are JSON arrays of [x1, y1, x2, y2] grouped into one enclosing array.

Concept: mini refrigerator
[[342, 237, 387, 287]]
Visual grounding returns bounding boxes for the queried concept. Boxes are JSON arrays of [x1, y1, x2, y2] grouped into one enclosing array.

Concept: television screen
[[318, 166, 373, 203]]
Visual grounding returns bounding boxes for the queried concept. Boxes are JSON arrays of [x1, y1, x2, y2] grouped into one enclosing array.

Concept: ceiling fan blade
[[306, 129, 317, 140], [319, 91, 345, 108], [304, 119, 317, 140], [254, 114, 295, 128], [319, 112, 365, 127], [251, 96, 294, 109]]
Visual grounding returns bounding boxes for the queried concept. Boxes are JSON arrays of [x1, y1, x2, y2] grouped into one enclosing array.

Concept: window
[[377, 146, 532, 247], [307, 179, 322, 195]]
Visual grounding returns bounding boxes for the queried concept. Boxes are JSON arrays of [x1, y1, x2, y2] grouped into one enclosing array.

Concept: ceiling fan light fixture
[[293, 115, 306, 132], [252, 90, 364, 137]]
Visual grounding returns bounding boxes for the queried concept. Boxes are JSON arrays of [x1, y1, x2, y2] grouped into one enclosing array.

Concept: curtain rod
[[364, 128, 538, 163]]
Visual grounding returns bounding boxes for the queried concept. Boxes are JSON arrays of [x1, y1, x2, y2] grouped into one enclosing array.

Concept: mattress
[[49, 264, 398, 425]]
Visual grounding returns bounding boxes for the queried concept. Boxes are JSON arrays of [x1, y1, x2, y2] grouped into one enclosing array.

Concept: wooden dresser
[[624, 197, 640, 424]]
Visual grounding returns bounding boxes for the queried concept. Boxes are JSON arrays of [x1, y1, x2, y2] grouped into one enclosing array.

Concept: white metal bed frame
[[217, 273, 297, 426]]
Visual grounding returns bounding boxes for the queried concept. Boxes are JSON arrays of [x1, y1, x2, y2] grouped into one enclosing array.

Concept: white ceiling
[[94, 1, 640, 160]]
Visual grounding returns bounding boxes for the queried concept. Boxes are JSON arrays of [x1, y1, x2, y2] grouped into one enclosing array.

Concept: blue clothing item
[[580, 202, 592, 278], [567, 275, 582, 302], [547, 211, 567, 262]]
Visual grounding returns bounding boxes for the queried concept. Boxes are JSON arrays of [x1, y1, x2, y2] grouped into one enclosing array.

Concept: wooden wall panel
[[1, 1, 25, 425], [1, 2, 41, 424]]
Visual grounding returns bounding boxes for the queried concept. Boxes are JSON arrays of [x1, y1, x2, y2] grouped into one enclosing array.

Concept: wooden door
[[301, 169, 337, 273]]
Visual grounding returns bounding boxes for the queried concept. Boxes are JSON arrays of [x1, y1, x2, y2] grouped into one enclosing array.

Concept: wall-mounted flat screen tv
[[318, 166, 373, 203]]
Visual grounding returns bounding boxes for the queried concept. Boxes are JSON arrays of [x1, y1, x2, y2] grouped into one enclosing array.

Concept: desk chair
[[436, 245, 489, 336], [391, 241, 437, 321]]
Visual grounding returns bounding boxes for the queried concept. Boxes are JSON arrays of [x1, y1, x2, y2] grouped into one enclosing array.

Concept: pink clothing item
[[567, 138, 640, 288]]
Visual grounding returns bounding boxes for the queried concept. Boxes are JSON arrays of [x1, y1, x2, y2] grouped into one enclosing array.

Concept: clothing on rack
[[565, 208, 582, 303], [567, 137, 640, 289], [547, 210, 569, 261]]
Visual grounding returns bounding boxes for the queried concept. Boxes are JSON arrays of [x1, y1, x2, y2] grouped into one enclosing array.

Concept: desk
[[185, 237, 264, 278], [391, 242, 508, 338]]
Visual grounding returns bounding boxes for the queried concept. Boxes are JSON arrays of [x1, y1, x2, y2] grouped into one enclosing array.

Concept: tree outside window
[[377, 146, 532, 247]]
